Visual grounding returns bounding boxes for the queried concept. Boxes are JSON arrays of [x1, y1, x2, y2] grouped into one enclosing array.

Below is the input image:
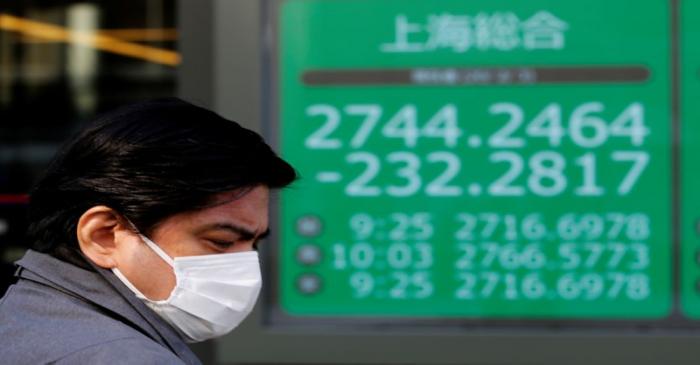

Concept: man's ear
[[76, 206, 126, 269]]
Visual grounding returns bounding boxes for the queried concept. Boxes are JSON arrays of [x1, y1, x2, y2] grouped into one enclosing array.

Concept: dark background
[[0, 0, 177, 295]]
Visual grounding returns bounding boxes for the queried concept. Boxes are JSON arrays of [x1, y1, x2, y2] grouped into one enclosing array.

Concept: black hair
[[27, 98, 296, 258]]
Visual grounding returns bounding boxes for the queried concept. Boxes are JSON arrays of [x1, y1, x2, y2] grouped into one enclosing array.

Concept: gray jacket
[[0, 250, 202, 364]]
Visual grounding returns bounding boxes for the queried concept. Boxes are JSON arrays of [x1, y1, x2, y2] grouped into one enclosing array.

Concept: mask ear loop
[[125, 219, 175, 267], [139, 234, 176, 267], [112, 267, 151, 300]]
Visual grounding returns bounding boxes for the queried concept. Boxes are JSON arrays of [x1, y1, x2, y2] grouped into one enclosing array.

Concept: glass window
[[0, 0, 177, 293]]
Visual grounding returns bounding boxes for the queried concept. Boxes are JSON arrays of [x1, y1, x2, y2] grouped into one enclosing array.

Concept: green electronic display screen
[[267, 0, 699, 325]]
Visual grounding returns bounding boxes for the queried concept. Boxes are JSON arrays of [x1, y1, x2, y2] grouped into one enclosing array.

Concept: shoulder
[[53, 337, 185, 364], [0, 281, 179, 364]]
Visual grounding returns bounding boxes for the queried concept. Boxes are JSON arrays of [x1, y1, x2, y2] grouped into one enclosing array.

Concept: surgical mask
[[111, 233, 262, 343]]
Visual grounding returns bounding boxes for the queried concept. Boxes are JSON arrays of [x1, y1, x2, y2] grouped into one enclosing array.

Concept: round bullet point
[[297, 273, 322, 295], [296, 244, 322, 266], [295, 215, 322, 237]]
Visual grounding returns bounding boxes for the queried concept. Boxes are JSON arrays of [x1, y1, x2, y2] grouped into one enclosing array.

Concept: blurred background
[[2, 1, 700, 365], [0, 0, 176, 292]]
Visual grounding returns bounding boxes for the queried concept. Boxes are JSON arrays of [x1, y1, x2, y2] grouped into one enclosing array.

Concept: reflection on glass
[[0, 0, 177, 293]]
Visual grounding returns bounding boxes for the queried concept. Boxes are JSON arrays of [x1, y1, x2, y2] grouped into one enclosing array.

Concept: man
[[0, 98, 296, 364]]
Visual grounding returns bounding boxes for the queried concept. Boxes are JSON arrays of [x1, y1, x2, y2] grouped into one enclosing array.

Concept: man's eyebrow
[[201, 223, 269, 240]]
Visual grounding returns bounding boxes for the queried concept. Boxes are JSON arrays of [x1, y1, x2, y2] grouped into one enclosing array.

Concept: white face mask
[[112, 233, 262, 343]]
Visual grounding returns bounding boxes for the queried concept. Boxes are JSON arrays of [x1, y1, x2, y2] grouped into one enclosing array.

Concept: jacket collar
[[15, 249, 201, 365]]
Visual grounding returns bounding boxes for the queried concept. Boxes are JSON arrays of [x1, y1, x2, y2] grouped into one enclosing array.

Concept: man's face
[[116, 185, 270, 300]]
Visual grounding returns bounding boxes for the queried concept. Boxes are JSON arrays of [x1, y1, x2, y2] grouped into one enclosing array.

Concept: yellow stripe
[[19, 28, 178, 43], [99, 28, 178, 41], [0, 13, 180, 66]]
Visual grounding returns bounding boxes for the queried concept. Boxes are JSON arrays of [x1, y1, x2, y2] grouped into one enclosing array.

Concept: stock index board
[[271, 0, 699, 324]]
